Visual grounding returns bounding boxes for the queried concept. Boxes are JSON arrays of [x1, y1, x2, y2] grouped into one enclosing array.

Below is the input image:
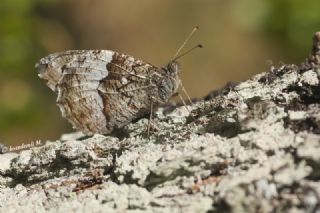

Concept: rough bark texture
[[1, 33, 320, 212]]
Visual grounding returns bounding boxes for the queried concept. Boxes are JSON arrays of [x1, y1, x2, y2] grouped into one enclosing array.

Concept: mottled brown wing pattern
[[97, 52, 161, 132], [37, 50, 160, 134]]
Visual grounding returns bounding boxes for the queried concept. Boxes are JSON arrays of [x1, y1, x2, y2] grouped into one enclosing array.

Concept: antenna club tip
[[198, 44, 203, 48], [194, 26, 199, 30]]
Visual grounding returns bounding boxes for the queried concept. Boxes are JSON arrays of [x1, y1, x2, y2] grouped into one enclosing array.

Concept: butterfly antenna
[[172, 26, 199, 60], [172, 27, 202, 108], [172, 44, 203, 61]]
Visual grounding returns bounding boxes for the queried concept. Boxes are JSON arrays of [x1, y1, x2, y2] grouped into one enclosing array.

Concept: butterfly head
[[165, 60, 181, 76], [155, 60, 181, 102]]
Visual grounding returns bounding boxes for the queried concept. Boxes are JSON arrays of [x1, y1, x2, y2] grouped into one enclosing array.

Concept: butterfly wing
[[37, 50, 159, 134]]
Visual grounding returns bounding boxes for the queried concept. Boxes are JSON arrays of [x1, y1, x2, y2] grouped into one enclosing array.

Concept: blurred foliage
[[232, 0, 320, 61], [0, 0, 69, 144], [0, 0, 320, 145]]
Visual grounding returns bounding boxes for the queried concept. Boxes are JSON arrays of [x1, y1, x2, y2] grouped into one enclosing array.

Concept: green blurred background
[[1, 0, 320, 145]]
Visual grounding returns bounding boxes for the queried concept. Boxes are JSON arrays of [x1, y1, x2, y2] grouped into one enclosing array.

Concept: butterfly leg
[[167, 92, 190, 112], [179, 81, 193, 105]]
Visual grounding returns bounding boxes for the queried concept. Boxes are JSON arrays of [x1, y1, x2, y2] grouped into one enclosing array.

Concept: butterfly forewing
[[37, 50, 162, 134]]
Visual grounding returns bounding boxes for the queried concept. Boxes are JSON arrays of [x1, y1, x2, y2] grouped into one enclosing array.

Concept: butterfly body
[[37, 50, 180, 135]]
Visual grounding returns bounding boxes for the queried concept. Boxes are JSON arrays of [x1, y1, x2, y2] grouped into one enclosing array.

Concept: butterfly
[[36, 27, 201, 135]]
